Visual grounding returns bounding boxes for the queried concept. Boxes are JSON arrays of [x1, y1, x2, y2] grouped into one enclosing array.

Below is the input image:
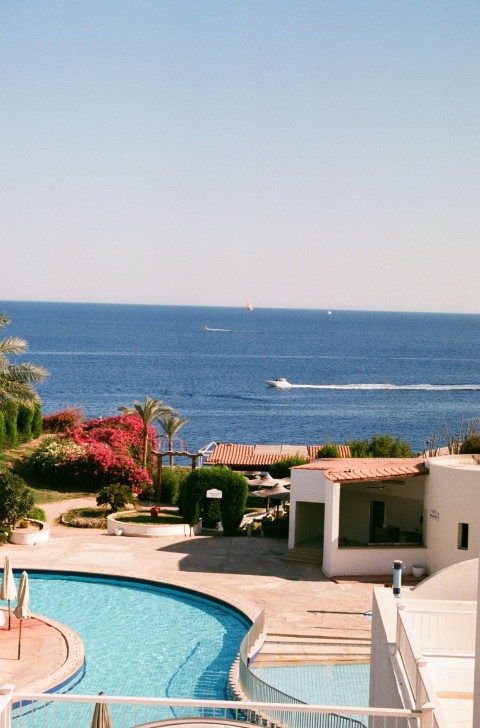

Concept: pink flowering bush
[[29, 414, 154, 493], [42, 408, 85, 433]]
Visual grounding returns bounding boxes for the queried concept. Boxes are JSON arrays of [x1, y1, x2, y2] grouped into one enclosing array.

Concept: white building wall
[[288, 468, 328, 548], [369, 589, 406, 709], [425, 456, 480, 574]]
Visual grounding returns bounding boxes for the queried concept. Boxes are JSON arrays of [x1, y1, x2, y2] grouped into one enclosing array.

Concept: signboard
[[206, 488, 223, 499]]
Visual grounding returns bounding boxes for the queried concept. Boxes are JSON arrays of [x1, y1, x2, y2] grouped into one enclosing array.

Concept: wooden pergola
[[152, 449, 203, 501]]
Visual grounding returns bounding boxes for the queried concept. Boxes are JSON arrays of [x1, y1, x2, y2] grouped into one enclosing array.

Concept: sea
[[2, 300, 480, 454]]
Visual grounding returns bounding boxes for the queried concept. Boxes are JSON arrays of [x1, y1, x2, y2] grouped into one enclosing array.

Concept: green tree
[[0, 470, 34, 528], [96, 484, 137, 513], [459, 435, 480, 454], [158, 414, 189, 466], [119, 396, 173, 468], [346, 434, 412, 458], [269, 456, 309, 479], [317, 440, 341, 458], [0, 313, 48, 408]]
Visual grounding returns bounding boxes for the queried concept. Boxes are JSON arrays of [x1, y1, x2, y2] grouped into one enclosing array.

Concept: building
[[288, 453, 480, 578]]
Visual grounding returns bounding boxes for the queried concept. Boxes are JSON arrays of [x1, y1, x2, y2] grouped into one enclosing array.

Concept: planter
[[411, 564, 425, 578], [9, 519, 50, 545], [107, 511, 202, 537]]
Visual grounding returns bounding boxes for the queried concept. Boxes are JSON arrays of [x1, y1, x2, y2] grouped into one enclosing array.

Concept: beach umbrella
[[247, 473, 279, 488], [0, 556, 17, 630], [91, 693, 112, 728], [251, 482, 290, 516], [14, 571, 31, 659]]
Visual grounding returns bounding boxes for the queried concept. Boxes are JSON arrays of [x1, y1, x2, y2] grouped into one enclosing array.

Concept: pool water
[[252, 664, 370, 706], [25, 572, 250, 699]]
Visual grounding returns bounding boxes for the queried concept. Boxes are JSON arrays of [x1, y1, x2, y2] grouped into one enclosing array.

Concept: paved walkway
[[0, 498, 383, 690]]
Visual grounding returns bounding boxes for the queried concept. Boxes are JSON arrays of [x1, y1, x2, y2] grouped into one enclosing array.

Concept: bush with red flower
[[29, 414, 155, 493]]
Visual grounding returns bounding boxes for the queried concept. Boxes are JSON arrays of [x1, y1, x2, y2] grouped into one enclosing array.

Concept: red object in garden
[[150, 506, 159, 518]]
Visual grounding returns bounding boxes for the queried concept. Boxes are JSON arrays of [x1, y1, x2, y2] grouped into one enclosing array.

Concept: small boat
[[265, 378, 293, 389], [246, 302, 253, 311]]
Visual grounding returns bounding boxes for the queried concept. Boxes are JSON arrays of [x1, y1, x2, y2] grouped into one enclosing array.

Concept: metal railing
[[234, 614, 430, 728], [2, 691, 435, 728]]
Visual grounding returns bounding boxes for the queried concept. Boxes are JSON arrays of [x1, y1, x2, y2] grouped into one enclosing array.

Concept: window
[[458, 523, 469, 550]]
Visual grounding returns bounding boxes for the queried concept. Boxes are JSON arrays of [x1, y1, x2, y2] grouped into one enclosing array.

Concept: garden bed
[[61, 507, 108, 529], [107, 510, 201, 537]]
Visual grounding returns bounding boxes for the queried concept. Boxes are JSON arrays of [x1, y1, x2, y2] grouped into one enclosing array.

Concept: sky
[[2, 1, 479, 313]]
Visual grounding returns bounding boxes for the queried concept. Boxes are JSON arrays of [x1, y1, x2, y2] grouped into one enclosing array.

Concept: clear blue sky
[[2, 1, 479, 313]]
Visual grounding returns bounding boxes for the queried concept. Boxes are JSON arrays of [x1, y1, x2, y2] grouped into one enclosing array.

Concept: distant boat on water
[[246, 303, 253, 311]]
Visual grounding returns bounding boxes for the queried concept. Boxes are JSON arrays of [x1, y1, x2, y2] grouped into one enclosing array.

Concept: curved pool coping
[[13, 613, 85, 698], [14, 568, 252, 698]]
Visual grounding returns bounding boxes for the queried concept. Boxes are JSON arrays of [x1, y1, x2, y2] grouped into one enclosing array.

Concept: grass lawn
[[0, 438, 93, 504], [30, 486, 94, 504]]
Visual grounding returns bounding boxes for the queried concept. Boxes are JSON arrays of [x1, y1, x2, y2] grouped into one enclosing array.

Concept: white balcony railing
[[0, 689, 435, 728]]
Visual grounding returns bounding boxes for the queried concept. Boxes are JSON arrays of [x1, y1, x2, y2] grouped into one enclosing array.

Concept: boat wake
[[282, 383, 480, 391]]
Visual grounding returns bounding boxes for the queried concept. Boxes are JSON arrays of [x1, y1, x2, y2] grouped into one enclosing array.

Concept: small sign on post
[[206, 488, 222, 499]]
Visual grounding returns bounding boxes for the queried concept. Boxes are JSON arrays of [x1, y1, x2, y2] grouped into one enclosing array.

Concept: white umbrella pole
[[17, 619, 22, 660], [7, 600, 11, 630]]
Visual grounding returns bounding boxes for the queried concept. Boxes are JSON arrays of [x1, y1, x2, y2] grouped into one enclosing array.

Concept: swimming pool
[[23, 571, 250, 699]]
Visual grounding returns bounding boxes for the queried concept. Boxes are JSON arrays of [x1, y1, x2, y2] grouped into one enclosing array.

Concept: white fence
[[1, 690, 435, 728]]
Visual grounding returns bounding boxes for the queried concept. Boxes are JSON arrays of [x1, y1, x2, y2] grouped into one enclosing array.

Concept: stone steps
[[251, 629, 371, 667], [287, 547, 323, 564]]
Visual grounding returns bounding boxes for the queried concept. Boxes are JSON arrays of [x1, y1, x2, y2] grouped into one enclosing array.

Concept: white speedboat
[[265, 378, 293, 389]]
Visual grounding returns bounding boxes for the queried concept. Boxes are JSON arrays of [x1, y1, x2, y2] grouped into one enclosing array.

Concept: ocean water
[[2, 300, 480, 453]]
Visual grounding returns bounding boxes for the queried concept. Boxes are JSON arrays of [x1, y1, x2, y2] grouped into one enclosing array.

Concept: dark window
[[458, 523, 469, 550]]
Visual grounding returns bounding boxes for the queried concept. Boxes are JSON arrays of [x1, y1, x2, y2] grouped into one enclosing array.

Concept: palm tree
[[119, 396, 173, 468], [0, 313, 48, 407], [158, 414, 189, 466]]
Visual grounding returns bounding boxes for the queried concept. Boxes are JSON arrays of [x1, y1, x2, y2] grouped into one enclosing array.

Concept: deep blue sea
[[2, 301, 480, 453]]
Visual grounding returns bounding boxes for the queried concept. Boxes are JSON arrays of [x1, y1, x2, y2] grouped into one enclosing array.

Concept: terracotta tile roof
[[206, 443, 351, 467], [294, 457, 427, 483]]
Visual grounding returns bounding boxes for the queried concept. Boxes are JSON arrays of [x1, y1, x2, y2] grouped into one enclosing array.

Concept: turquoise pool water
[[252, 664, 370, 706], [24, 571, 250, 699]]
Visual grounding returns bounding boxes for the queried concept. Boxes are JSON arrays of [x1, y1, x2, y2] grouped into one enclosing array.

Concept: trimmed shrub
[[262, 513, 289, 538], [0, 470, 34, 528], [160, 467, 179, 505], [269, 456, 309, 479], [32, 402, 42, 437], [0, 412, 6, 450], [17, 404, 34, 442], [4, 401, 18, 447], [182, 467, 248, 536]]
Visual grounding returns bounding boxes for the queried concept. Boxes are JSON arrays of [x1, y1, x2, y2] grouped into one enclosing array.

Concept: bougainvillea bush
[[42, 407, 85, 433], [28, 414, 155, 493]]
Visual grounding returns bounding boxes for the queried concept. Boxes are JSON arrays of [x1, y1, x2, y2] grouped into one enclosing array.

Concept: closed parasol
[[14, 571, 31, 659], [1, 556, 17, 630], [91, 693, 112, 728]]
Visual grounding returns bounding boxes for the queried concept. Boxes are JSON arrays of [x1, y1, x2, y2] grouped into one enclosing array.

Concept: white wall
[[407, 558, 478, 601], [322, 545, 426, 578], [288, 468, 328, 548], [425, 456, 480, 574], [370, 589, 406, 709]]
